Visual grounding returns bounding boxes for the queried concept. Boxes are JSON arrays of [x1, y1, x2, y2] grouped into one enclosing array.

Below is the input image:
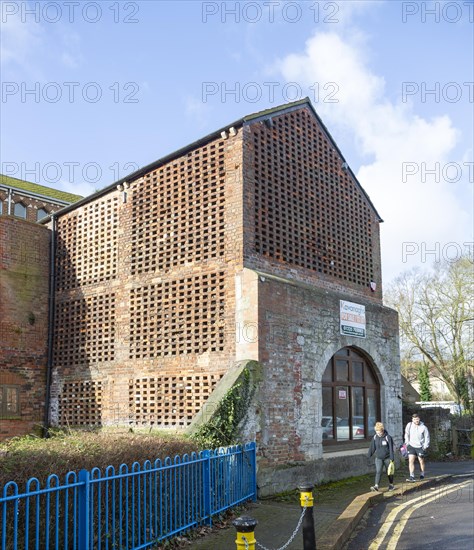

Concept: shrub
[[0, 429, 199, 488]]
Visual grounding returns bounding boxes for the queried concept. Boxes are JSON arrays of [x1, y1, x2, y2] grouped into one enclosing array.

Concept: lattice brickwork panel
[[129, 373, 223, 426], [58, 380, 103, 426], [56, 197, 119, 290], [130, 142, 226, 274], [129, 272, 225, 358], [54, 294, 116, 366], [253, 109, 374, 286]]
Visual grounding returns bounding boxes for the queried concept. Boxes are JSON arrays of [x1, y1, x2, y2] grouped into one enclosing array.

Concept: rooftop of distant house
[[0, 174, 83, 205]]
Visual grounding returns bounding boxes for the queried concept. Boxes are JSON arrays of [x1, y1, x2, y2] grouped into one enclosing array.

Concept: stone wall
[[236, 270, 401, 494]]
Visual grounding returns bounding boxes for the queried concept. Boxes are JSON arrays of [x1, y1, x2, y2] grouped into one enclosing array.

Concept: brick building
[[1, 99, 401, 491], [0, 174, 82, 223], [0, 217, 51, 439], [0, 174, 82, 439], [0, 178, 81, 439]]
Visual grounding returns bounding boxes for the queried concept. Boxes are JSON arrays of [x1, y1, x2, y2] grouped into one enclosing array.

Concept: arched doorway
[[322, 347, 380, 445]]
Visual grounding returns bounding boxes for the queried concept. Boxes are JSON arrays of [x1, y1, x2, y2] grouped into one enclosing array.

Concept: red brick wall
[[50, 130, 244, 428], [0, 189, 66, 222], [0, 216, 50, 439], [242, 106, 383, 302]]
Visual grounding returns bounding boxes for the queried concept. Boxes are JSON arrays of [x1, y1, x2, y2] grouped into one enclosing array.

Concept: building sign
[[340, 300, 366, 338], [338, 389, 347, 399]]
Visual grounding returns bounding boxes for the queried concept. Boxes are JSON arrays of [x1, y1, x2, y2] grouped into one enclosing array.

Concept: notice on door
[[340, 300, 366, 338]]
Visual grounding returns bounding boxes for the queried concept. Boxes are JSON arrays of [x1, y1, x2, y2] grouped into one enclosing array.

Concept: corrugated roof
[[0, 174, 83, 204]]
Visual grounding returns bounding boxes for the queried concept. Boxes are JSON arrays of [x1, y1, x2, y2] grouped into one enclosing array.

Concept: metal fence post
[[245, 442, 257, 501], [233, 515, 257, 550], [78, 469, 90, 550], [298, 483, 316, 550], [201, 450, 212, 525]]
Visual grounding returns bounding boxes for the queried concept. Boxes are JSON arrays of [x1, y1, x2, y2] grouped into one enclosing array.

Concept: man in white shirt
[[404, 413, 430, 482]]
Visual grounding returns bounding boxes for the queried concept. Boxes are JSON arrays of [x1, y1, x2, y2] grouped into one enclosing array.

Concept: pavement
[[185, 459, 474, 550]]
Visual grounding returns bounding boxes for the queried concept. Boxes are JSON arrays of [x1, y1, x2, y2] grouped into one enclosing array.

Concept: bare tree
[[385, 256, 474, 410]]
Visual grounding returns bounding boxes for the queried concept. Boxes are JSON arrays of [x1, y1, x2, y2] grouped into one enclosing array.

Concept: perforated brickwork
[[54, 294, 116, 366], [56, 197, 118, 290], [58, 380, 103, 426], [252, 109, 375, 286], [129, 272, 225, 358], [130, 142, 226, 274], [129, 373, 223, 426]]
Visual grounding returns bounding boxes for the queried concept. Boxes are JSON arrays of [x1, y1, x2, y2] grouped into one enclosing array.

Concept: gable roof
[[42, 98, 382, 221], [0, 174, 83, 205]]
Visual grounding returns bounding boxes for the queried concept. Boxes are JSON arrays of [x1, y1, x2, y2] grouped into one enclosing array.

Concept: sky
[[1, 0, 473, 287]]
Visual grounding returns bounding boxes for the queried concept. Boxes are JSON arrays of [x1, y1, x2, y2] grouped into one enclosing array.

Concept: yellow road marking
[[368, 480, 471, 550]]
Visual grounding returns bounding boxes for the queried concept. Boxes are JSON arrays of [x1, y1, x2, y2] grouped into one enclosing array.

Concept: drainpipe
[[7, 188, 12, 214], [43, 214, 56, 438]]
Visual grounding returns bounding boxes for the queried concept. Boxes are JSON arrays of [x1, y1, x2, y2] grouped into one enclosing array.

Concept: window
[[322, 347, 379, 445], [0, 201, 3, 215], [0, 386, 20, 417], [37, 208, 48, 221], [14, 202, 27, 219]]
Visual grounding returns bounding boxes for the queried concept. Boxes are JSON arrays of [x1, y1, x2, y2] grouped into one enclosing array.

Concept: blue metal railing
[[1, 442, 256, 550]]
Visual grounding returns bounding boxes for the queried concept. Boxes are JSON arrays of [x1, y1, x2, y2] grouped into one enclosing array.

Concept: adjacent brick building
[[1, 99, 401, 491], [0, 174, 82, 223], [0, 217, 51, 439], [0, 176, 81, 439]]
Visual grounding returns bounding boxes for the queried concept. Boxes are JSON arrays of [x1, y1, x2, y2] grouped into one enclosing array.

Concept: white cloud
[[0, 14, 45, 78], [273, 31, 472, 284], [1, 14, 85, 75], [58, 179, 98, 198], [184, 95, 214, 130], [58, 28, 84, 69]]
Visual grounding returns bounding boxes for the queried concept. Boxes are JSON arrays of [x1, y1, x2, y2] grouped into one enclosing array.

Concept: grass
[[0, 428, 199, 489], [268, 463, 414, 506]]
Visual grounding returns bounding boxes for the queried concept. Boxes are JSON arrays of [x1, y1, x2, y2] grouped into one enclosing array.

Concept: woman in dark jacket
[[368, 421, 395, 491]]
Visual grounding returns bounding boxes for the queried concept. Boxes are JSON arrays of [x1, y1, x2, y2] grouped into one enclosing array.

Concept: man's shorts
[[407, 445, 425, 457]]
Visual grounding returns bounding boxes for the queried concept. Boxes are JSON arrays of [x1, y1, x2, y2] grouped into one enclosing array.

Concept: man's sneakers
[[388, 484, 395, 491], [405, 474, 425, 483]]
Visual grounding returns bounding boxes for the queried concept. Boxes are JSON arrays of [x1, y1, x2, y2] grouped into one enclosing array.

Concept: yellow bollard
[[300, 489, 314, 508], [298, 484, 316, 550], [233, 515, 258, 550]]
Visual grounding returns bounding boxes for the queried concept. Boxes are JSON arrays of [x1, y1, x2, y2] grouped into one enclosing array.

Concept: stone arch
[[316, 341, 390, 387], [321, 347, 379, 439]]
